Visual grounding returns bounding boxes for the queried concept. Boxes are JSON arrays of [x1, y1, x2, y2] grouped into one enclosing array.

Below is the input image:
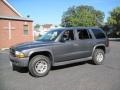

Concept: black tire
[[92, 49, 105, 65], [12, 64, 25, 71], [29, 55, 51, 77], [12, 64, 18, 71]]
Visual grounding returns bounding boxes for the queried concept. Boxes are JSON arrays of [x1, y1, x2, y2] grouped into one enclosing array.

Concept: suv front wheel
[[92, 49, 105, 65], [29, 55, 51, 77]]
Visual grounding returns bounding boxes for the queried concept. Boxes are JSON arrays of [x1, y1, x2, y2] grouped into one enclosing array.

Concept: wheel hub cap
[[35, 60, 47, 74], [96, 53, 103, 62]]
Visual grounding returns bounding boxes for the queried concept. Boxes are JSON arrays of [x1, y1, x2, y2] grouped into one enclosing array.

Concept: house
[[34, 24, 55, 37], [38, 24, 61, 35], [39, 24, 55, 35], [42, 24, 53, 32], [0, 0, 33, 49]]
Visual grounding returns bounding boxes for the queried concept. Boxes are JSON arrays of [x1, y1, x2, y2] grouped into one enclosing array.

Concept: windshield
[[37, 30, 62, 41]]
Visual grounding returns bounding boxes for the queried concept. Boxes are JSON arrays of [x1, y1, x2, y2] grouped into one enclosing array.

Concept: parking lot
[[0, 41, 120, 90]]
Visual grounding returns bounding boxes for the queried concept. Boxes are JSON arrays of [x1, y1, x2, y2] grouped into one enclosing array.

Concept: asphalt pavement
[[0, 41, 120, 90]]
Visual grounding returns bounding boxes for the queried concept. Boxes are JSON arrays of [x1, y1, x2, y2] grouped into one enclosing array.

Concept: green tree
[[34, 24, 40, 31], [108, 7, 120, 37], [61, 5, 104, 27]]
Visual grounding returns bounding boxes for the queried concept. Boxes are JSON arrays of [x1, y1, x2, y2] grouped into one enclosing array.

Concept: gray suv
[[10, 27, 109, 77]]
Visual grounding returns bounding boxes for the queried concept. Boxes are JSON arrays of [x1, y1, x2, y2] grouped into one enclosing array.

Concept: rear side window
[[92, 29, 106, 39], [77, 29, 92, 40]]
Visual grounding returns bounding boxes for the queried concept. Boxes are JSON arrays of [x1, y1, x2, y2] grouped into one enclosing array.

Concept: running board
[[53, 57, 92, 66]]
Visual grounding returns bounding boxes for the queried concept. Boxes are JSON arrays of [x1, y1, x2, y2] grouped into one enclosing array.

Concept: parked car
[[10, 27, 110, 77]]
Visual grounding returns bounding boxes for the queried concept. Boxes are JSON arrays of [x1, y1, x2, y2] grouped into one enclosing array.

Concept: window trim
[[23, 24, 29, 35]]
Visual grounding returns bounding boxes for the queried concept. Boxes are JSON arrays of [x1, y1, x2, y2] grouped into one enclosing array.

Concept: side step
[[53, 57, 92, 66]]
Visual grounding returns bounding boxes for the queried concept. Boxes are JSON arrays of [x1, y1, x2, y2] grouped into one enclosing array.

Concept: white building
[[34, 24, 61, 37]]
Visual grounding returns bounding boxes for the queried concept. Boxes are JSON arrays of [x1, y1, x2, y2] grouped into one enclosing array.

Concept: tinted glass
[[92, 29, 106, 39], [77, 29, 90, 39]]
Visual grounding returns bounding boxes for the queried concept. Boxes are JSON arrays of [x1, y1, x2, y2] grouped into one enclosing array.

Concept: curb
[[0, 48, 9, 51], [109, 38, 120, 41], [0, 48, 9, 53]]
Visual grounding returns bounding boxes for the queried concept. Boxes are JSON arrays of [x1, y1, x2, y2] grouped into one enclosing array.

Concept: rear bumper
[[9, 54, 29, 67]]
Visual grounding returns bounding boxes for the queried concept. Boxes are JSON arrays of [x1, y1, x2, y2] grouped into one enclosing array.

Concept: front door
[[53, 30, 75, 62]]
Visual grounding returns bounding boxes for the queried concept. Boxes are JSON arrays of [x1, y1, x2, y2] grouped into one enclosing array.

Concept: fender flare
[[92, 44, 105, 57], [28, 50, 54, 65]]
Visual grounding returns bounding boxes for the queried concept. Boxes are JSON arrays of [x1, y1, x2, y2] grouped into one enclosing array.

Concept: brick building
[[0, 0, 33, 49]]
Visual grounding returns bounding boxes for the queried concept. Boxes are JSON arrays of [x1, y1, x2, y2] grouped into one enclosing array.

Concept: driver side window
[[61, 30, 74, 41]]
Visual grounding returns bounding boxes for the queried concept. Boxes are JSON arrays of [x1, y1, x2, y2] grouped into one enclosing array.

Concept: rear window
[[92, 29, 106, 39]]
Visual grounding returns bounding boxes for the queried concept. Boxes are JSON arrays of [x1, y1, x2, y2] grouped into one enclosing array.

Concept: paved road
[[0, 41, 120, 90]]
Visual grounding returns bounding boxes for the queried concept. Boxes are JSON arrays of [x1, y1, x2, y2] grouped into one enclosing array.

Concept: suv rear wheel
[[92, 49, 105, 65], [29, 55, 51, 77]]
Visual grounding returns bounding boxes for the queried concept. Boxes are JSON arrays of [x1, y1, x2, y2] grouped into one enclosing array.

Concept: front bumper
[[10, 54, 29, 67]]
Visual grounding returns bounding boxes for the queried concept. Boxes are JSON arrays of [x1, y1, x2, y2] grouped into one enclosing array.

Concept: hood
[[12, 41, 54, 51]]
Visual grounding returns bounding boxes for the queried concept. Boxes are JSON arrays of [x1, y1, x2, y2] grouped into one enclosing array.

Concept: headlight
[[15, 51, 25, 58]]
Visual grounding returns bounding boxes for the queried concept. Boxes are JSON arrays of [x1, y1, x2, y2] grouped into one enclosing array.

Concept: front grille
[[10, 48, 15, 56]]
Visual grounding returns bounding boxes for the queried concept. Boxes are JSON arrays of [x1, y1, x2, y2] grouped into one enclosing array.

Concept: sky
[[8, 0, 120, 25]]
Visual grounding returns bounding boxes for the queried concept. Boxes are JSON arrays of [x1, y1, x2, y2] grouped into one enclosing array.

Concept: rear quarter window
[[92, 29, 106, 39]]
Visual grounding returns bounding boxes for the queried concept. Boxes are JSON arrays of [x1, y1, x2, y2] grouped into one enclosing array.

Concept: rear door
[[72, 29, 94, 59]]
